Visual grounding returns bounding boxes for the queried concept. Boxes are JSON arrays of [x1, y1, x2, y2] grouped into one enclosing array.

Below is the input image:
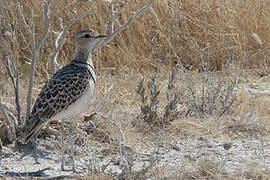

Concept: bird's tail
[[17, 114, 44, 144]]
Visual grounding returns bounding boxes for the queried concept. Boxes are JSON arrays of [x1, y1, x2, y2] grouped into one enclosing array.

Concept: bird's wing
[[17, 63, 94, 143]]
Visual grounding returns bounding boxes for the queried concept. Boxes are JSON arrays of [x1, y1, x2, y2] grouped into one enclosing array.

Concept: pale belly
[[53, 80, 95, 120]]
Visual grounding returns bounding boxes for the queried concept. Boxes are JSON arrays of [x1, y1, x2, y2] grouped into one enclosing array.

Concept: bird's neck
[[74, 48, 94, 67]]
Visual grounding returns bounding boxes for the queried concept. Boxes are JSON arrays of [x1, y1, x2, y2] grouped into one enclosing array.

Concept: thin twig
[[18, 3, 36, 50], [109, 3, 116, 34], [51, 18, 64, 74], [94, 0, 155, 51], [5, 57, 20, 126], [26, 0, 53, 121], [18, 5, 32, 34]]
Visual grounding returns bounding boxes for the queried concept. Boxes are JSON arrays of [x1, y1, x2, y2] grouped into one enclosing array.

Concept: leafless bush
[[136, 70, 183, 127], [182, 71, 240, 118], [136, 76, 159, 125], [163, 70, 184, 124], [136, 69, 241, 126]]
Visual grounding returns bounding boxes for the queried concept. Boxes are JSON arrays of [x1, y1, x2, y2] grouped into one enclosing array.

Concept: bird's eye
[[84, 34, 90, 38]]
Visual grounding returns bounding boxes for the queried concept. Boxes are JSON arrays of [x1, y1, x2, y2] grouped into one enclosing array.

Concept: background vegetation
[[1, 0, 270, 77]]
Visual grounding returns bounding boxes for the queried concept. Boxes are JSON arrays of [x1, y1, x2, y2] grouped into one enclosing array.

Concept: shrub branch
[[94, 0, 155, 51], [5, 57, 21, 126], [25, 0, 53, 122]]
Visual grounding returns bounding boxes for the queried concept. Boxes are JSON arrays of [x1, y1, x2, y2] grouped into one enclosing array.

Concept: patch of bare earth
[[0, 69, 270, 179]]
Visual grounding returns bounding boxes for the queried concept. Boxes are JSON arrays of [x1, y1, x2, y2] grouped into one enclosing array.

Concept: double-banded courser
[[17, 29, 106, 172]]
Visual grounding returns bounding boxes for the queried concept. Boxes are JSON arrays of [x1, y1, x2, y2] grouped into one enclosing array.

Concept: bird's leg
[[61, 118, 65, 171], [30, 135, 37, 150], [69, 117, 76, 173]]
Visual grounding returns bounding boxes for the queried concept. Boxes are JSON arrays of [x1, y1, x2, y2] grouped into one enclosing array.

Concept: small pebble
[[223, 142, 232, 150], [172, 144, 181, 151]]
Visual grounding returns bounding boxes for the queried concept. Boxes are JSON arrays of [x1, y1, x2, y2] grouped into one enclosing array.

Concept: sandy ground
[[1, 137, 270, 179]]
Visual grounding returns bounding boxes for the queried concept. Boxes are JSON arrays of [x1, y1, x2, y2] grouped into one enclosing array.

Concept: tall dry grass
[[1, 0, 270, 78]]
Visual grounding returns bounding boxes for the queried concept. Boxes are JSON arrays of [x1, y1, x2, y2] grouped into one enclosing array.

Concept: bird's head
[[74, 29, 106, 52]]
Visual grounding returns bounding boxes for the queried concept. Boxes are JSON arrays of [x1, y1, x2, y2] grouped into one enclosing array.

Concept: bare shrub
[[136, 70, 182, 127], [163, 70, 184, 124], [136, 69, 241, 127], [136, 76, 160, 126], [181, 71, 241, 118]]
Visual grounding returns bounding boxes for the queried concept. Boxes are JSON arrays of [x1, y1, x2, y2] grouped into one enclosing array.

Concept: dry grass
[[1, 0, 270, 77]]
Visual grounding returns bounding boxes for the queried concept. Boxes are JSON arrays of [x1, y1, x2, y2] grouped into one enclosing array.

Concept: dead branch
[[109, 3, 116, 34], [5, 57, 21, 126], [50, 18, 64, 74], [25, 0, 53, 122], [94, 0, 155, 51]]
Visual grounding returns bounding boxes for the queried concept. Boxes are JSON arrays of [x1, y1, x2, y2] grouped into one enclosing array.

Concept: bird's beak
[[96, 34, 107, 38]]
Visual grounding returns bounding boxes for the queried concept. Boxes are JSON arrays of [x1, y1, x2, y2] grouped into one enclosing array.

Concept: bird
[[17, 29, 106, 172]]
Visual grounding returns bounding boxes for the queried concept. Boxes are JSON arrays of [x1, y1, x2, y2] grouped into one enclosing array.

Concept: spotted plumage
[[18, 60, 96, 143]]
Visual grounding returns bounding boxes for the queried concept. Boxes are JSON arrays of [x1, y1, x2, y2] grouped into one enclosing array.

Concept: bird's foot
[[72, 167, 76, 174], [61, 163, 65, 171]]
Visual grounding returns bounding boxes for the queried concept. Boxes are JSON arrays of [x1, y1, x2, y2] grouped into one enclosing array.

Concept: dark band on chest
[[73, 60, 96, 84]]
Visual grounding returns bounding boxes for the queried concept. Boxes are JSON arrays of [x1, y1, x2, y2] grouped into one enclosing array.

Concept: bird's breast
[[53, 79, 95, 120]]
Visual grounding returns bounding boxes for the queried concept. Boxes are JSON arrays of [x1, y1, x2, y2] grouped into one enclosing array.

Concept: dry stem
[[94, 0, 155, 51]]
